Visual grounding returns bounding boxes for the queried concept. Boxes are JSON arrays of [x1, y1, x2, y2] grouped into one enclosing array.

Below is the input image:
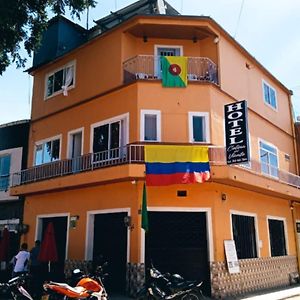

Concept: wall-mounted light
[[143, 35, 148, 43], [192, 36, 197, 43], [17, 223, 29, 234], [70, 215, 79, 229], [124, 216, 134, 231], [221, 193, 227, 201], [213, 37, 219, 44]]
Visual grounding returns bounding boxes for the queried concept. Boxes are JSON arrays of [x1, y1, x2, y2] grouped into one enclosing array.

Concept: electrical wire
[[234, 0, 245, 39]]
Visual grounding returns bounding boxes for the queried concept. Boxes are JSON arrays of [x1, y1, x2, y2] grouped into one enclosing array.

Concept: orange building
[[10, 0, 300, 298]]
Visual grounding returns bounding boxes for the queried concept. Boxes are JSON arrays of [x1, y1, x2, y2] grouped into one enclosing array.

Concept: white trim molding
[[140, 109, 161, 142], [85, 208, 131, 262]]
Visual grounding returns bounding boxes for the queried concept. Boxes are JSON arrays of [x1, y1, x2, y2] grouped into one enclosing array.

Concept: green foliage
[[0, 0, 96, 75]]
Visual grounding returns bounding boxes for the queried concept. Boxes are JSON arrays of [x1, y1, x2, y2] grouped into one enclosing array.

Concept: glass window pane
[[47, 75, 54, 96], [51, 139, 60, 161], [270, 88, 276, 108], [145, 114, 157, 141], [260, 142, 276, 154], [53, 69, 64, 92], [110, 121, 120, 149], [263, 83, 269, 103], [193, 116, 204, 142], [43, 141, 52, 163], [260, 149, 268, 163], [35, 144, 43, 165], [269, 153, 278, 167], [93, 125, 109, 153]]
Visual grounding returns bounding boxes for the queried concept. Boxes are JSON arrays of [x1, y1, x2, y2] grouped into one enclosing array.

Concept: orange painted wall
[[23, 180, 296, 262], [218, 36, 293, 135], [23, 181, 141, 261]]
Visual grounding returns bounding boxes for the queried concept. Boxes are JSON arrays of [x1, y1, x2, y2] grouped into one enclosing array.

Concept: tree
[[0, 0, 96, 75]]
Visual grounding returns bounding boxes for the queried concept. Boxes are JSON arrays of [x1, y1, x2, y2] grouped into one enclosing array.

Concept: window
[[232, 213, 258, 259], [188, 112, 210, 143], [0, 155, 11, 191], [155, 45, 183, 78], [46, 62, 75, 98], [140, 110, 161, 142], [259, 140, 278, 177], [92, 114, 128, 160], [35, 137, 61, 165], [268, 217, 287, 256], [263, 81, 277, 109]]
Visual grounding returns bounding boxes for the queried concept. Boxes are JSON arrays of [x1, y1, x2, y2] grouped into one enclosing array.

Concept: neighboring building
[[10, 0, 300, 298], [0, 120, 30, 277]]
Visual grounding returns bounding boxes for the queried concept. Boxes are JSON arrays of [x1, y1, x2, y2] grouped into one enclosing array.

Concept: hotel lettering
[[224, 100, 249, 165]]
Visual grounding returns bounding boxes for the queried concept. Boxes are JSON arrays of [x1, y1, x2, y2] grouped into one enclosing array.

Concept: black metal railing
[[11, 145, 300, 189]]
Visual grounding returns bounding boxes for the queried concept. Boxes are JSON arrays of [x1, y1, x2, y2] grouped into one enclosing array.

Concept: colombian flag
[[145, 145, 210, 186], [161, 56, 188, 87]]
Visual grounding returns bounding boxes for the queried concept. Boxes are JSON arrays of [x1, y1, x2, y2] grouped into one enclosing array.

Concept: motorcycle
[[0, 274, 34, 300], [43, 263, 109, 300], [137, 266, 203, 300]]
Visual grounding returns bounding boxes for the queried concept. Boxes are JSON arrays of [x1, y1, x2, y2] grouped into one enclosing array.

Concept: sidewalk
[[235, 285, 300, 300]]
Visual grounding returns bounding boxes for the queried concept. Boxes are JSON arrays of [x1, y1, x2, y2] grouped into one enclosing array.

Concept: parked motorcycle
[[137, 266, 203, 300], [43, 263, 109, 300], [0, 274, 33, 300]]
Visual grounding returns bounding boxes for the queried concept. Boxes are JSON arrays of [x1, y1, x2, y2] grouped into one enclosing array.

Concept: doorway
[[38, 216, 68, 281], [92, 212, 128, 295], [145, 211, 211, 296]]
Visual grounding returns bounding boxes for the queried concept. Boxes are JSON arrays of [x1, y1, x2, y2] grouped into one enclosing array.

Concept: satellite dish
[[156, 0, 166, 14]]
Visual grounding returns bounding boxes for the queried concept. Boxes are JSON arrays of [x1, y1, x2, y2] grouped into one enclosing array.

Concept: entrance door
[[155, 46, 182, 78], [93, 213, 127, 294], [41, 216, 68, 281], [145, 211, 211, 296]]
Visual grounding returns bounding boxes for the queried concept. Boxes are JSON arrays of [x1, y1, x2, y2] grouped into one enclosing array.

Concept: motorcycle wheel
[[181, 291, 201, 300]]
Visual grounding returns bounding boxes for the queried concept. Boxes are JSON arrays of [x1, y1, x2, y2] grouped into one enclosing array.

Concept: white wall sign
[[224, 239, 240, 274]]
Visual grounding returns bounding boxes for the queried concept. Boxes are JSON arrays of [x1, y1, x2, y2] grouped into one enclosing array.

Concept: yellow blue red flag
[[145, 145, 210, 186], [161, 56, 188, 87]]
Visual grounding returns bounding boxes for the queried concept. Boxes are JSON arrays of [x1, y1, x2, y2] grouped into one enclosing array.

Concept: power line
[[234, 0, 245, 39]]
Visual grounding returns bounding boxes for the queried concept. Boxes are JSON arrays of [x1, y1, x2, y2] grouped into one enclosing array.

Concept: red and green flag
[[161, 56, 188, 87]]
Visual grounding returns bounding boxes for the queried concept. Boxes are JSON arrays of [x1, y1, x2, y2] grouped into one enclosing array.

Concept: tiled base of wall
[[126, 262, 145, 297], [211, 256, 298, 299]]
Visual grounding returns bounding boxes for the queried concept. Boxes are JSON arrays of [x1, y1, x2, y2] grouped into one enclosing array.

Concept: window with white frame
[[259, 140, 278, 177], [263, 81, 277, 109], [46, 62, 75, 98], [0, 155, 11, 191], [268, 217, 287, 256], [140, 110, 161, 142], [232, 213, 258, 259], [188, 112, 210, 143], [92, 114, 128, 159], [35, 137, 61, 165]]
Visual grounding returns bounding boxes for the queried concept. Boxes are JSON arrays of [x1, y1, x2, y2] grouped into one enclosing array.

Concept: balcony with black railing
[[10, 145, 300, 196], [123, 55, 218, 85]]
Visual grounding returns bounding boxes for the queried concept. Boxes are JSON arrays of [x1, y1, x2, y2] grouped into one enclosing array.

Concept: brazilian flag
[[161, 56, 188, 87]]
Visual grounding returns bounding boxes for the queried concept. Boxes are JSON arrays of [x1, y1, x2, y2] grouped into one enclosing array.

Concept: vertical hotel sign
[[224, 100, 249, 165]]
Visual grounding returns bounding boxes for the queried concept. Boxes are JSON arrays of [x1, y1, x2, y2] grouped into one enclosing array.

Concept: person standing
[[30, 240, 42, 298], [12, 243, 30, 277]]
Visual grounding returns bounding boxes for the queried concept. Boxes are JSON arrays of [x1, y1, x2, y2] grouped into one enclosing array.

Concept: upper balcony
[[10, 145, 300, 200], [123, 55, 218, 85]]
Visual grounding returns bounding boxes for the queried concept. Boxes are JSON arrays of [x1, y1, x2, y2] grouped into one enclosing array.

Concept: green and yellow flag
[[161, 56, 188, 87]]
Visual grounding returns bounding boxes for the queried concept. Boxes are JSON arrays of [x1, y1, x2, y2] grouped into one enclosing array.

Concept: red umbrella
[[38, 222, 58, 272], [0, 228, 10, 261]]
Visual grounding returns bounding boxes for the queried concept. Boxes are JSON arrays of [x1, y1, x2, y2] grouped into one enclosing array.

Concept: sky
[[0, 0, 300, 125]]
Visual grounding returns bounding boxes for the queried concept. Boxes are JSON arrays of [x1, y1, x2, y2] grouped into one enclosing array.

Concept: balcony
[[123, 55, 218, 85], [11, 145, 300, 196]]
